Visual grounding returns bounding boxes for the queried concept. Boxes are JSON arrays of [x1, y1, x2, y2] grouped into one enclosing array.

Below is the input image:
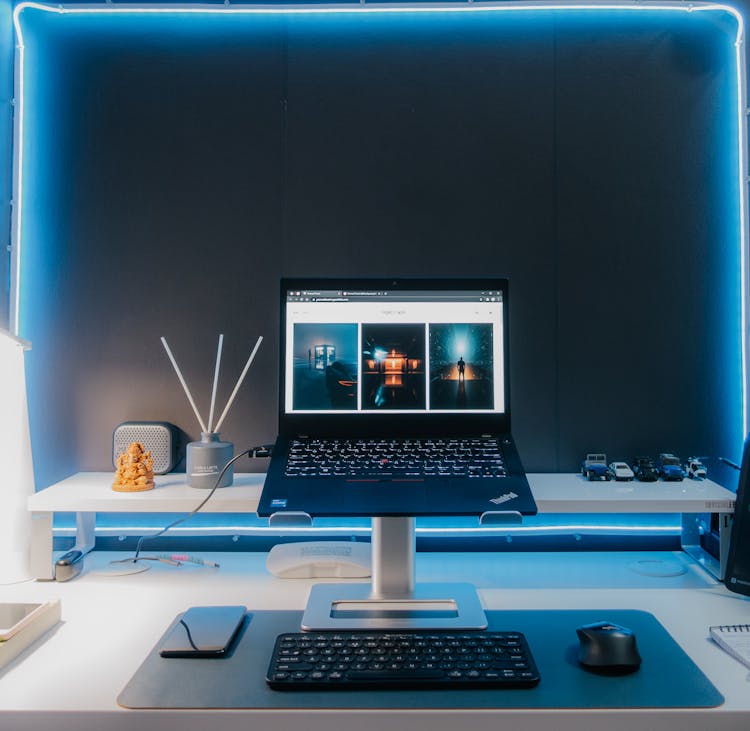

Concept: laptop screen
[[283, 282, 507, 416]]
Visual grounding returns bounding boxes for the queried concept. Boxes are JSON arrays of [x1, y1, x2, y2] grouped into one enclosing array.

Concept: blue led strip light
[[60, 521, 680, 538], [9, 1, 749, 440]]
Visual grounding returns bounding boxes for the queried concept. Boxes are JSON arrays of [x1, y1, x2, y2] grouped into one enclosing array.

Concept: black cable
[[112, 444, 272, 566], [132, 448, 251, 560]]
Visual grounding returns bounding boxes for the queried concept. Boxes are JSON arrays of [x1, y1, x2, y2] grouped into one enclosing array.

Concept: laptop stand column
[[370, 516, 415, 598], [301, 516, 487, 631]]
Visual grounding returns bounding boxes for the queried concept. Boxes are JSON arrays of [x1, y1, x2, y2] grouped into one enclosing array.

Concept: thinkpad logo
[[490, 492, 518, 505]]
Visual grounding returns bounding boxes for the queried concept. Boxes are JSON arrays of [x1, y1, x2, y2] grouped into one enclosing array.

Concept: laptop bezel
[[278, 277, 512, 438]]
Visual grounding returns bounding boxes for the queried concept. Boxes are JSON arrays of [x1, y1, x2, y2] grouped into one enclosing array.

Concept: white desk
[[27, 472, 736, 579], [1, 550, 749, 730]]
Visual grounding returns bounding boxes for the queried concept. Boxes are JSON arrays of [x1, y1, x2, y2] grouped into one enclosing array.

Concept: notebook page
[[710, 625, 750, 669]]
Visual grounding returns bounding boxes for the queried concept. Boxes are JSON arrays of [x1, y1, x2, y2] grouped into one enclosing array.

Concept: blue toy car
[[581, 454, 614, 481], [656, 453, 685, 481]]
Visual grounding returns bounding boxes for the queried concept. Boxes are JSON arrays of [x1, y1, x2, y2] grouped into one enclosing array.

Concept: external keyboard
[[284, 436, 508, 480], [266, 631, 540, 689]]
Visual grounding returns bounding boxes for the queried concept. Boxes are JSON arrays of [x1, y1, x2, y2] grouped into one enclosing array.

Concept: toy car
[[632, 456, 659, 482], [656, 453, 685, 481], [685, 457, 707, 480], [609, 461, 634, 481], [581, 453, 613, 481]]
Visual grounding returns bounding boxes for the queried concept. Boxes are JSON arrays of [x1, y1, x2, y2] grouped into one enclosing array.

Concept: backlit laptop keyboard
[[283, 436, 507, 480]]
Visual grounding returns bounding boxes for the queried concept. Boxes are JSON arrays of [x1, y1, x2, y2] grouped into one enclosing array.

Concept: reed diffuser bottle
[[186, 431, 234, 489], [162, 333, 263, 489]]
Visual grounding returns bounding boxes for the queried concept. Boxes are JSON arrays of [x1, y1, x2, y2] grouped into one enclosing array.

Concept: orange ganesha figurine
[[112, 441, 155, 492]]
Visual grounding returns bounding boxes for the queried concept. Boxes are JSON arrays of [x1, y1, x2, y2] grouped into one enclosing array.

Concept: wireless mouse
[[576, 620, 642, 673]]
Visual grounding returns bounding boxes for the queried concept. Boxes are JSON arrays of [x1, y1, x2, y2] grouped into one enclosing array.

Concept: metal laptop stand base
[[301, 517, 488, 631]]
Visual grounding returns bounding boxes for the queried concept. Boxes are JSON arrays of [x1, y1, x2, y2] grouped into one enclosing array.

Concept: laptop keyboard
[[283, 436, 507, 480], [266, 630, 540, 689]]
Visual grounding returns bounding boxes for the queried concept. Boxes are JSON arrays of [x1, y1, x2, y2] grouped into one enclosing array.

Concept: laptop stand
[[301, 516, 488, 631]]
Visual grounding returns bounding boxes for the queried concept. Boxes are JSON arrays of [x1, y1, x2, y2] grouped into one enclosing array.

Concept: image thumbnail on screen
[[361, 324, 426, 410], [293, 323, 359, 410], [429, 323, 494, 410]]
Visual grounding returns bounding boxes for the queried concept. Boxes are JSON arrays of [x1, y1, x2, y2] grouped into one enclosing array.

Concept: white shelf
[[28, 471, 735, 516], [528, 473, 736, 514], [26, 472, 264, 580], [26, 471, 735, 581], [28, 472, 265, 514]]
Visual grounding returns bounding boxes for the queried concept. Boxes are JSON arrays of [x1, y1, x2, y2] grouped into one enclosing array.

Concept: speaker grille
[[112, 422, 176, 474]]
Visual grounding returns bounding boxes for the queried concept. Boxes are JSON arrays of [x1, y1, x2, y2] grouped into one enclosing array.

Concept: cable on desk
[[110, 444, 272, 570]]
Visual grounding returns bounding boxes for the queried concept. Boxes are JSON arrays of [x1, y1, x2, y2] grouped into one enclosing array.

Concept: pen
[[163, 553, 220, 568]]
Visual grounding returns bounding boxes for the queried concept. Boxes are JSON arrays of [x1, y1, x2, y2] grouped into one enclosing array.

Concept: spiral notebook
[[709, 625, 750, 669]]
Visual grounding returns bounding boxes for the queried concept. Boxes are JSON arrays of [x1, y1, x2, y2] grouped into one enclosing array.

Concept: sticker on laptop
[[489, 492, 518, 505], [270, 498, 288, 508]]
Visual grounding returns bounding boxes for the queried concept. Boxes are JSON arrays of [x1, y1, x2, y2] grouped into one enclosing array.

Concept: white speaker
[[112, 422, 178, 475]]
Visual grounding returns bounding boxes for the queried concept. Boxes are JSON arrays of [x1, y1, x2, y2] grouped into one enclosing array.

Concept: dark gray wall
[[16, 9, 745, 490]]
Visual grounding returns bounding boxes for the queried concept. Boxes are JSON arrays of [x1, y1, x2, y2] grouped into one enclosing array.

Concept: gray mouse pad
[[118, 608, 723, 709]]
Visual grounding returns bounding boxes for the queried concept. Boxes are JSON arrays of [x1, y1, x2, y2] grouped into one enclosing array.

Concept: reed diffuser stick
[[213, 335, 263, 432], [160, 336, 208, 433], [207, 333, 224, 433]]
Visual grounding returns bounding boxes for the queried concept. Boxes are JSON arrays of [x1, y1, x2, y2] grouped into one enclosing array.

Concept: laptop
[[257, 278, 536, 518]]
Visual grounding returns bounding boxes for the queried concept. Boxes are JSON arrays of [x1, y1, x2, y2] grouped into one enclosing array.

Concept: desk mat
[[118, 609, 723, 710]]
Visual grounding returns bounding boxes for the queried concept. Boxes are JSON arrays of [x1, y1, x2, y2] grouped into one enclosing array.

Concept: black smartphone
[[159, 605, 247, 658]]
